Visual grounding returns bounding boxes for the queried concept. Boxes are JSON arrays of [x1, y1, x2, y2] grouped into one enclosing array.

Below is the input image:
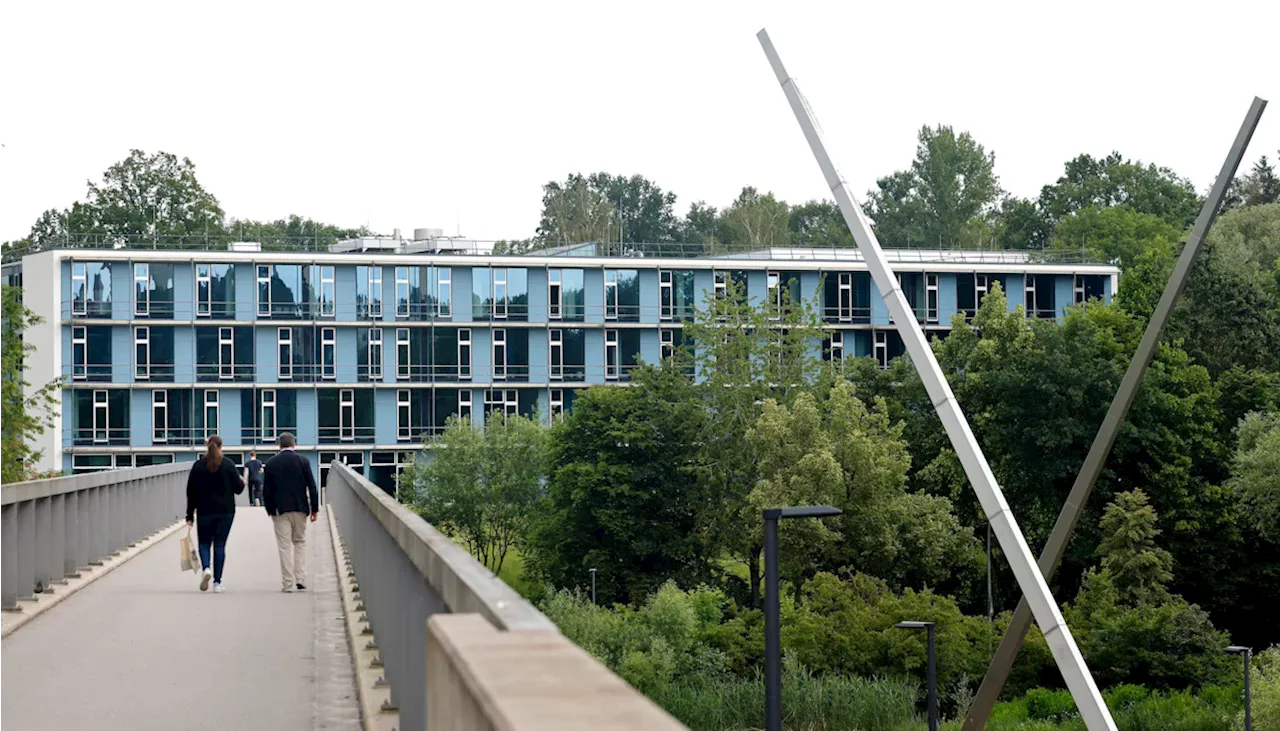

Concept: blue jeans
[[197, 513, 235, 583]]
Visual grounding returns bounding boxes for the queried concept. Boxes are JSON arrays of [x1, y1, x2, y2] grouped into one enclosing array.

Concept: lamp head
[[895, 621, 935, 630], [1225, 645, 1251, 655]]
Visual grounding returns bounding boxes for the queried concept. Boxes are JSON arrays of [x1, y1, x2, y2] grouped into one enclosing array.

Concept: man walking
[[262, 433, 318, 593], [244, 451, 265, 507]]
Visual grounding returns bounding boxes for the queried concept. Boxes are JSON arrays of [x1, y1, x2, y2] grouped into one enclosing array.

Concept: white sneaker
[[213, 582, 225, 594], [200, 568, 212, 592], [281, 585, 295, 593]]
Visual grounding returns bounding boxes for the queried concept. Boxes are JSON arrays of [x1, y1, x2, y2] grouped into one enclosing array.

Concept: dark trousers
[[196, 513, 235, 583], [250, 481, 264, 506]]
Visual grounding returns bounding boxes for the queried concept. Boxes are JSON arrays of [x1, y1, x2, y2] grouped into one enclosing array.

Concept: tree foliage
[[1, 287, 61, 482], [1229, 411, 1280, 544], [402, 414, 546, 574], [535, 172, 678, 248], [1037, 152, 1201, 229]]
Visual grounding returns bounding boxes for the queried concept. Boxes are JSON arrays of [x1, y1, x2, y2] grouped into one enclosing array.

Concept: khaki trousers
[[272, 512, 308, 588]]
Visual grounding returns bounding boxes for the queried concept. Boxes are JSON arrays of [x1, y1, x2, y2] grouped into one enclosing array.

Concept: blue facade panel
[[471, 327, 491, 383], [452, 267, 473, 324], [585, 329, 605, 384], [527, 267, 548, 322], [1004, 274, 1024, 313], [638, 269, 659, 324], [335, 266, 357, 322], [1055, 276, 1073, 321], [584, 269, 604, 324], [639, 328, 659, 366], [296, 389, 318, 445], [375, 388, 398, 445], [939, 274, 958, 325], [173, 265, 194, 320], [112, 325, 132, 384], [221, 388, 242, 447], [234, 263, 255, 320], [335, 328, 358, 384], [112, 263, 131, 320], [130, 390, 151, 448], [871, 280, 891, 326], [173, 326, 194, 382], [800, 271, 822, 304], [256, 327, 278, 380], [746, 270, 766, 305], [693, 270, 713, 311], [528, 328, 549, 383]]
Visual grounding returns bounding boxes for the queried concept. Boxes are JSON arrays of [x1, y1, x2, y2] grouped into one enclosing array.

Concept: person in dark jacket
[[263, 433, 319, 593], [185, 435, 244, 593]]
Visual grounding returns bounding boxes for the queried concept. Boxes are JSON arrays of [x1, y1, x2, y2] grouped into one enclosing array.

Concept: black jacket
[[263, 449, 319, 517], [186, 457, 244, 522]]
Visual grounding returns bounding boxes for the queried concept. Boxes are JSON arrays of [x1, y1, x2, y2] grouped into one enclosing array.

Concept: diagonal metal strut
[[757, 28, 1119, 731], [963, 96, 1267, 730]]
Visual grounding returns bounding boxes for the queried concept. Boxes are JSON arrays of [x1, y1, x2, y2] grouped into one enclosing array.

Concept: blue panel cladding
[[60, 263, 71, 319], [60, 389, 72, 446], [296, 389, 318, 445], [375, 388, 398, 445], [335, 327, 358, 384], [639, 328, 659, 366], [800, 271, 822, 309], [301, 450, 320, 489], [1104, 275, 1113, 303], [255, 326, 278, 380], [112, 325, 132, 384], [871, 280, 891, 326], [232, 263, 254, 320], [220, 388, 242, 447], [381, 326, 395, 378], [638, 269, 659, 324], [584, 268, 604, 324], [939, 274, 959, 325], [173, 264, 194, 320], [472, 327, 492, 383], [173, 326, 194, 383], [176, 452, 197, 464], [60, 326, 72, 381], [112, 263, 131, 320], [1055, 275, 1073, 321], [62, 454, 74, 473], [467, 388, 483, 429], [746, 270, 766, 305], [585, 329, 605, 384], [1003, 274, 1024, 313], [528, 328, 549, 383], [527, 267, 548, 322], [452, 267, 473, 323], [693, 270, 714, 311], [130, 389, 151, 447], [336, 266, 357, 322]]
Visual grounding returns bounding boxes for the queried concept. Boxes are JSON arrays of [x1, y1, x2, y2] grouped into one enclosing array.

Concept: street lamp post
[[589, 568, 597, 605], [763, 505, 842, 731], [896, 621, 938, 731], [1227, 646, 1253, 730]]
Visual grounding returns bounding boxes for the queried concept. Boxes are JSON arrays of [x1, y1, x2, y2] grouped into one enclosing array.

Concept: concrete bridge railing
[[2, 462, 188, 610], [325, 462, 684, 730]]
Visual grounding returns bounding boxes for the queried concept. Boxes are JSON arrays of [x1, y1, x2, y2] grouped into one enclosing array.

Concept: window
[[219, 327, 234, 380], [134, 263, 150, 316], [367, 266, 383, 318], [975, 274, 988, 304], [458, 328, 471, 381], [197, 264, 212, 317], [72, 454, 136, 474], [837, 273, 853, 322], [660, 328, 675, 360], [397, 389, 412, 441], [484, 389, 518, 417], [830, 331, 844, 364], [278, 328, 292, 380], [1074, 275, 1086, 305], [261, 389, 277, 442], [660, 270, 673, 320], [605, 270, 618, 320], [550, 329, 563, 380], [437, 267, 451, 318], [396, 267, 410, 318], [493, 268, 508, 319], [397, 328, 410, 380], [1025, 275, 1036, 313], [93, 390, 109, 443], [493, 328, 507, 381], [459, 389, 472, 421], [367, 328, 383, 380], [767, 271, 782, 315], [135, 326, 150, 380], [874, 331, 888, 370], [321, 327, 336, 380], [319, 266, 336, 317], [204, 390, 219, 440], [550, 389, 565, 422], [72, 326, 86, 380], [72, 263, 87, 316], [257, 265, 272, 316], [340, 389, 355, 441], [1026, 274, 1057, 319], [926, 274, 939, 324], [714, 270, 728, 300], [152, 390, 167, 443], [549, 269, 562, 319], [606, 329, 619, 381]]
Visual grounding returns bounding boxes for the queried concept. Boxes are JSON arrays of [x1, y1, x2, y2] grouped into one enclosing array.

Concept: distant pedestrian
[[185, 435, 244, 594], [244, 451, 265, 507], [263, 433, 319, 593]]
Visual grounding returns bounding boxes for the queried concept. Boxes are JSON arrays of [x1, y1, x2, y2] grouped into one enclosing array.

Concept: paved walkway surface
[[1, 506, 361, 731]]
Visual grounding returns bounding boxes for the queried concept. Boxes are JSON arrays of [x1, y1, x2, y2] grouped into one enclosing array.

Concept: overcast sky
[[2, 0, 1278, 243]]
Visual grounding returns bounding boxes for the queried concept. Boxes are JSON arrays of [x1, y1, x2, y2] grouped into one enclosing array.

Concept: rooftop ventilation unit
[[329, 236, 402, 254], [227, 241, 262, 253]]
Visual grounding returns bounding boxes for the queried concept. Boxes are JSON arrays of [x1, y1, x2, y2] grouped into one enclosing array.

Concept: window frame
[[368, 266, 383, 318], [396, 328, 410, 380], [549, 328, 563, 381], [260, 389, 277, 443], [196, 263, 212, 317], [830, 330, 844, 364], [72, 263, 88, 316], [340, 388, 355, 442], [659, 270, 674, 321], [257, 265, 272, 316], [874, 330, 888, 369], [278, 327, 293, 381], [397, 388, 412, 441], [93, 389, 109, 444], [134, 326, 150, 380], [493, 267, 508, 320], [550, 388, 564, 422], [548, 269, 562, 320], [926, 273, 939, 324], [458, 328, 471, 381], [204, 389, 219, 440], [319, 265, 336, 318], [660, 328, 675, 360], [134, 263, 150, 316], [368, 328, 383, 380], [395, 266, 411, 319], [321, 327, 336, 380], [493, 328, 507, 381], [219, 327, 235, 381], [437, 267, 452, 318], [605, 329, 619, 381], [72, 326, 87, 380], [605, 270, 619, 320], [837, 272, 853, 322], [152, 390, 167, 444]]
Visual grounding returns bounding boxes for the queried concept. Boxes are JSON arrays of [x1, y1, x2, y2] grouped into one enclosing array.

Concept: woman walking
[[185, 435, 244, 593]]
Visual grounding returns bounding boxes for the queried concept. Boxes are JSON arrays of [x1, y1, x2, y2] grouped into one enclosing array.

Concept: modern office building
[[2, 234, 1117, 492]]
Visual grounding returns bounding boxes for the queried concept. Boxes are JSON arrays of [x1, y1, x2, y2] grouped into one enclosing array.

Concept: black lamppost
[[589, 568, 597, 605], [896, 621, 938, 731], [1227, 645, 1253, 730], [763, 505, 842, 731]]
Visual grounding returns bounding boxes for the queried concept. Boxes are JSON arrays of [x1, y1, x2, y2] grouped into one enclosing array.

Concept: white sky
[[2, 0, 1278, 243]]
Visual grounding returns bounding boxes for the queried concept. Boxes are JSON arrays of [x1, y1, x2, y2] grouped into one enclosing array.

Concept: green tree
[[719, 187, 791, 250], [866, 125, 1001, 248], [29, 150, 226, 248], [678, 201, 721, 252], [788, 200, 854, 248], [535, 173, 618, 247], [993, 196, 1053, 250], [1037, 151, 1201, 229], [1096, 490, 1174, 604], [402, 413, 546, 574], [1, 287, 61, 482], [527, 364, 711, 605], [584, 172, 680, 244], [1229, 411, 1280, 544], [224, 214, 370, 251], [1049, 205, 1184, 270]]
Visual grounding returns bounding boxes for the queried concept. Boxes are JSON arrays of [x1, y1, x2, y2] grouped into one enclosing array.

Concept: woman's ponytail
[[205, 434, 223, 472]]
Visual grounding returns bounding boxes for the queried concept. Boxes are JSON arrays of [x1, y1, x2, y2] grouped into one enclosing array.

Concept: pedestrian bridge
[[1, 462, 683, 731]]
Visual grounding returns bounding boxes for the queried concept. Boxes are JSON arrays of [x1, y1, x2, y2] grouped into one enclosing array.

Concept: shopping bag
[[180, 528, 200, 574]]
